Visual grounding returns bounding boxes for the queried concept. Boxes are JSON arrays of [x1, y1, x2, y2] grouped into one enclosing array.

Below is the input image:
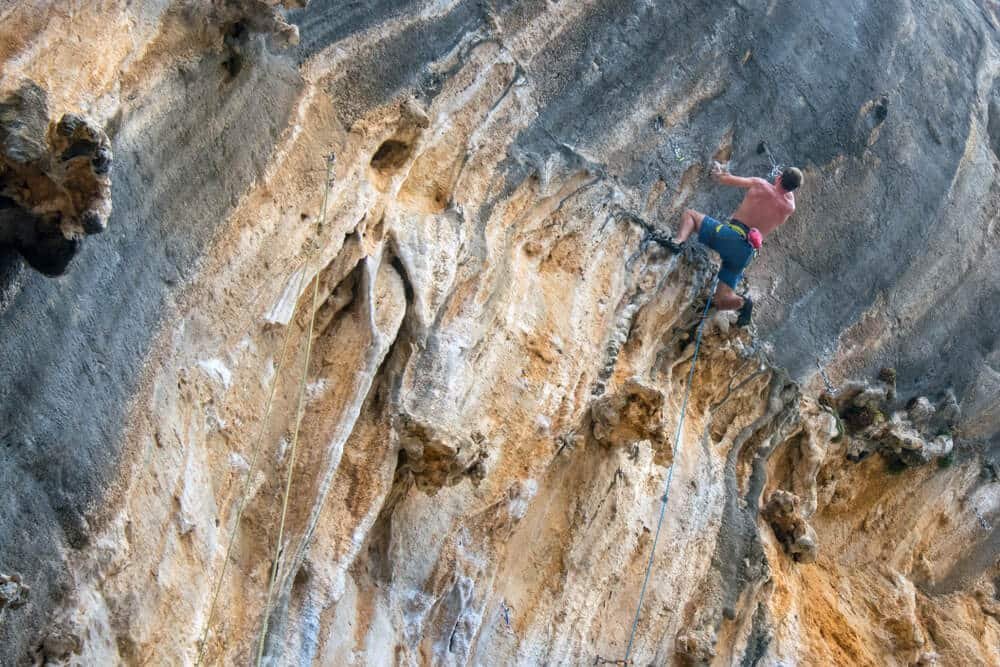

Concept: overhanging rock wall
[[0, 1, 998, 665]]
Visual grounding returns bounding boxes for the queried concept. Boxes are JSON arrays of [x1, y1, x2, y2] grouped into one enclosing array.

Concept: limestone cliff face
[[1, 1, 999, 665]]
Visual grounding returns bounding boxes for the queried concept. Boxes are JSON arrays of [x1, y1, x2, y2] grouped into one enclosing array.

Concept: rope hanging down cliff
[[195, 265, 306, 666], [622, 272, 720, 664], [195, 154, 335, 666], [254, 154, 332, 665]]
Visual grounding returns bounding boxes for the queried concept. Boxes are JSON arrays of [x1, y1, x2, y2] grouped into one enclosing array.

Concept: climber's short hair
[[780, 167, 803, 192]]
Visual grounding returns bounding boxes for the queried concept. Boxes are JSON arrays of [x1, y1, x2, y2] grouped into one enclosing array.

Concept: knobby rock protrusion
[[762, 490, 818, 564], [825, 374, 959, 468], [395, 414, 488, 493], [0, 572, 29, 610], [0, 81, 112, 275], [210, 1, 307, 48], [590, 378, 671, 465]]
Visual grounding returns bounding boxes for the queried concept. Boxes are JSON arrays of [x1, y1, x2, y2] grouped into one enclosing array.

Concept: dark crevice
[[292, 562, 311, 591], [988, 92, 1000, 159], [364, 448, 413, 586], [370, 140, 412, 174], [354, 247, 419, 587], [738, 602, 772, 667], [389, 254, 415, 305]]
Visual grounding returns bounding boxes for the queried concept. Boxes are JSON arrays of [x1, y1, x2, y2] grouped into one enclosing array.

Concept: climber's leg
[[716, 270, 754, 326], [714, 277, 754, 326], [713, 281, 743, 310], [706, 223, 755, 325], [674, 208, 704, 244]]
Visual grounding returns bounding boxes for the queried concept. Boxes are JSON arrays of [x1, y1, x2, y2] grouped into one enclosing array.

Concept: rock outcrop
[[210, 1, 307, 47], [591, 378, 670, 462], [828, 378, 959, 468], [1, 2, 998, 666], [762, 490, 818, 563], [0, 572, 30, 611], [0, 81, 112, 275]]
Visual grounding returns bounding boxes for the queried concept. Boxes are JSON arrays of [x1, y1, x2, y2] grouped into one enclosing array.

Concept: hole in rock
[[370, 140, 412, 174], [222, 54, 244, 79], [293, 564, 311, 590]]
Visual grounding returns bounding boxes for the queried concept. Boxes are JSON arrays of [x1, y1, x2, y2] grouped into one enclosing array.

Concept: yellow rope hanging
[[195, 154, 335, 666], [195, 265, 306, 666], [255, 156, 334, 666]]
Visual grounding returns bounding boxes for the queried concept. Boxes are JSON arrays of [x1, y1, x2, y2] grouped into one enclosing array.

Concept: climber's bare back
[[730, 176, 795, 237]]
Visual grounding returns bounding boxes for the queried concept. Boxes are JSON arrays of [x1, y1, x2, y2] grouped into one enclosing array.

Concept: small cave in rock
[[222, 21, 248, 79], [292, 562, 311, 591], [370, 139, 413, 175], [222, 51, 245, 79], [872, 97, 889, 124]]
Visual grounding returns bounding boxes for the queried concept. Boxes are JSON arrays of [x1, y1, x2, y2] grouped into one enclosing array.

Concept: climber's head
[[778, 167, 803, 192]]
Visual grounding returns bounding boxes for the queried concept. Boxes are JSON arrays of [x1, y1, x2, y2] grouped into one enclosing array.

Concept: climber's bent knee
[[685, 209, 705, 231]]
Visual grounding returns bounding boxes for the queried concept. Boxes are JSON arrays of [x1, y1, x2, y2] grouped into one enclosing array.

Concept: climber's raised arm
[[711, 161, 760, 189]]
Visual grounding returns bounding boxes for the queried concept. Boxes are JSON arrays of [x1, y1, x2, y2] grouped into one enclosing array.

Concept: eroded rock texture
[[0, 1, 998, 666], [0, 81, 112, 276], [762, 490, 818, 564]]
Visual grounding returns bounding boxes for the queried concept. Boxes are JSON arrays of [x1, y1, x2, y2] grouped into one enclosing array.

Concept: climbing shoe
[[661, 238, 684, 254], [736, 295, 754, 327], [644, 228, 683, 254]]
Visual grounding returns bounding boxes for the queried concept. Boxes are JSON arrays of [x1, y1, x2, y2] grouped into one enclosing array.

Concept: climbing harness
[[195, 154, 335, 666], [255, 155, 334, 667], [622, 273, 720, 664], [714, 218, 762, 251]]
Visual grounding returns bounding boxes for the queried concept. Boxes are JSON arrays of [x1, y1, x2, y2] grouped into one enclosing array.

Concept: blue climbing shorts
[[698, 216, 754, 289]]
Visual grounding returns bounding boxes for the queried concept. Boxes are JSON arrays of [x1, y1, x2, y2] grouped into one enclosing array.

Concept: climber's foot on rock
[[662, 237, 684, 254], [736, 295, 754, 327]]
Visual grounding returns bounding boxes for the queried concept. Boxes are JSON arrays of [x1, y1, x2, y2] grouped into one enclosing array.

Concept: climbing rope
[[758, 140, 784, 181], [196, 265, 306, 666], [195, 154, 334, 666], [254, 265, 320, 664], [622, 273, 720, 664], [255, 155, 334, 667]]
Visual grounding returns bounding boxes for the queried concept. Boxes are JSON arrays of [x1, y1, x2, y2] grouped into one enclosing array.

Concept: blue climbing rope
[[622, 272, 720, 663]]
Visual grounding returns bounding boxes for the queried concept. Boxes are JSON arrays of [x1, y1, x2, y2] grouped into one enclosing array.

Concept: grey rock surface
[[0, 38, 302, 661], [0, 0, 998, 663], [287, 0, 1000, 447]]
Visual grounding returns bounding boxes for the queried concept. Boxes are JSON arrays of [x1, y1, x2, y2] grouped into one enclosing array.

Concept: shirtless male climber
[[664, 162, 802, 326]]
